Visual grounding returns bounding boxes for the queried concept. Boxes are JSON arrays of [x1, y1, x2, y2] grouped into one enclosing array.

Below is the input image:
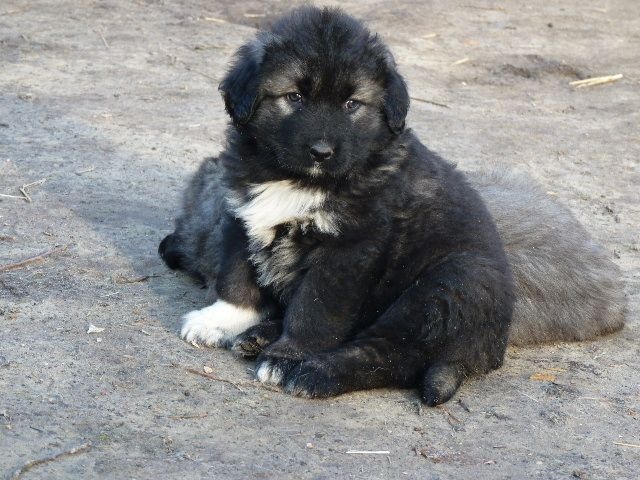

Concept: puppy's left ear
[[383, 67, 410, 135], [218, 39, 266, 125]]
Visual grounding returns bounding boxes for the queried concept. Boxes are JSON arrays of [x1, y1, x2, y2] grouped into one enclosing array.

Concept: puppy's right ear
[[218, 39, 266, 125], [376, 47, 410, 134], [383, 68, 410, 135]]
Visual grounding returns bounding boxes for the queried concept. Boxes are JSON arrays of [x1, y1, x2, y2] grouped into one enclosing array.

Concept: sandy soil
[[1, 1, 638, 478]]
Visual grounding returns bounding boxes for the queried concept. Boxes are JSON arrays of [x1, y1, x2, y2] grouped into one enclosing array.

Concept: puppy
[[160, 7, 625, 404]]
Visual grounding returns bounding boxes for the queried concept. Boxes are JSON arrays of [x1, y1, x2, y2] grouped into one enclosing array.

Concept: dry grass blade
[[13, 178, 47, 203], [75, 166, 95, 175], [18, 186, 31, 202], [0, 193, 29, 201], [451, 57, 470, 66], [570, 74, 623, 88], [22, 179, 47, 189], [95, 29, 109, 48], [203, 16, 227, 24], [613, 441, 640, 449]]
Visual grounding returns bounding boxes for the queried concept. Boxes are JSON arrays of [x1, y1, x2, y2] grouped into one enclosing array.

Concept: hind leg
[[421, 362, 465, 406], [283, 337, 426, 398], [283, 334, 465, 405]]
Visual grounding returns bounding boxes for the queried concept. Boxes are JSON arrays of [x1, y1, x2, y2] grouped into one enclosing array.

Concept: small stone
[[87, 324, 104, 334]]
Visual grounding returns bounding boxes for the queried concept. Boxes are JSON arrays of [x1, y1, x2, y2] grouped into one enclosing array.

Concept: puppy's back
[[160, 157, 226, 286], [468, 168, 626, 346]]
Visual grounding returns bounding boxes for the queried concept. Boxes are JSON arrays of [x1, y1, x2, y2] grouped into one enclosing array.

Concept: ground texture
[[1, 1, 639, 479]]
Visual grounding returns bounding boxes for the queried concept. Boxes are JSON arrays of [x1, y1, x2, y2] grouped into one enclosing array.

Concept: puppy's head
[[219, 7, 410, 180]]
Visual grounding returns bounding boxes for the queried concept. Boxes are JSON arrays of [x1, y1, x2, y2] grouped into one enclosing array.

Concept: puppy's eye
[[286, 92, 303, 103], [345, 99, 361, 112]]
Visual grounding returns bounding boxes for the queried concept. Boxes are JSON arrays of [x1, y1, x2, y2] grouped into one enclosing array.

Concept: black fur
[[159, 7, 623, 404]]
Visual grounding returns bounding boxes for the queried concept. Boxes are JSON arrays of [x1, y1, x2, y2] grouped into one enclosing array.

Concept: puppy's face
[[219, 8, 409, 181]]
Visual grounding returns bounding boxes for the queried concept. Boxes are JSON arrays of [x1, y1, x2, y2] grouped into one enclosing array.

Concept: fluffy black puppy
[[159, 7, 623, 404], [162, 6, 514, 405]]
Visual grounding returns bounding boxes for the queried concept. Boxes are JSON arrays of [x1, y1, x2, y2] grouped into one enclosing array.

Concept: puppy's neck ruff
[[228, 180, 340, 248]]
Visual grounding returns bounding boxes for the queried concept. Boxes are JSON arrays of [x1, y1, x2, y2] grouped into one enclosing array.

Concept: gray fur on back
[[169, 160, 626, 346], [172, 157, 226, 284], [468, 168, 626, 346]]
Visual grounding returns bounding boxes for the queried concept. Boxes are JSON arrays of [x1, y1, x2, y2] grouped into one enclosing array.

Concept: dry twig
[[184, 367, 246, 392], [166, 412, 209, 419], [463, 4, 505, 11], [410, 97, 450, 108], [181, 62, 217, 81], [75, 166, 96, 175], [346, 450, 391, 455], [0, 245, 68, 273], [113, 274, 159, 284], [12, 178, 47, 203], [181, 366, 283, 393], [437, 405, 461, 425], [10, 443, 92, 479]]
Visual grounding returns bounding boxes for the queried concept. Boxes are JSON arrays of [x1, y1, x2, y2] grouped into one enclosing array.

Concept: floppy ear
[[383, 68, 410, 134], [218, 40, 265, 125]]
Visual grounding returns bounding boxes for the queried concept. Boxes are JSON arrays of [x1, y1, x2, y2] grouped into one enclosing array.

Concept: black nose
[[309, 141, 334, 161]]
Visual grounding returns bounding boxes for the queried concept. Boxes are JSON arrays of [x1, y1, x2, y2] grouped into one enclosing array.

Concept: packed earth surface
[[1, 1, 639, 479]]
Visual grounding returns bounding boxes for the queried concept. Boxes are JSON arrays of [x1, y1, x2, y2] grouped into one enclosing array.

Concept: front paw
[[180, 300, 262, 348], [283, 358, 345, 398]]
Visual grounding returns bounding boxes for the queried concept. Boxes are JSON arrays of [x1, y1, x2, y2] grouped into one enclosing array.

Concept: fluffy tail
[[468, 168, 626, 346]]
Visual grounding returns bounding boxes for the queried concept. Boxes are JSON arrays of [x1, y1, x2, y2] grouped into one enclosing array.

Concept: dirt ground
[[1, 1, 638, 478]]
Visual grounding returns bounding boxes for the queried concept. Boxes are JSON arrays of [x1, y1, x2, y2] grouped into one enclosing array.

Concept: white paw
[[255, 360, 284, 385], [180, 300, 262, 348]]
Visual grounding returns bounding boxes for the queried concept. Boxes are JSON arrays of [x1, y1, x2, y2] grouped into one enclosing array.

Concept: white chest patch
[[229, 180, 340, 294], [231, 180, 339, 248]]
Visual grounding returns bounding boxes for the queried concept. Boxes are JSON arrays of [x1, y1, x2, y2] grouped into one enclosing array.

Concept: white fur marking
[[275, 96, 295, 113], [234, 180, 339, 247], [255, 360, 284, 385], [309, 162, 323, 177], [181, 300, 262, 347]]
